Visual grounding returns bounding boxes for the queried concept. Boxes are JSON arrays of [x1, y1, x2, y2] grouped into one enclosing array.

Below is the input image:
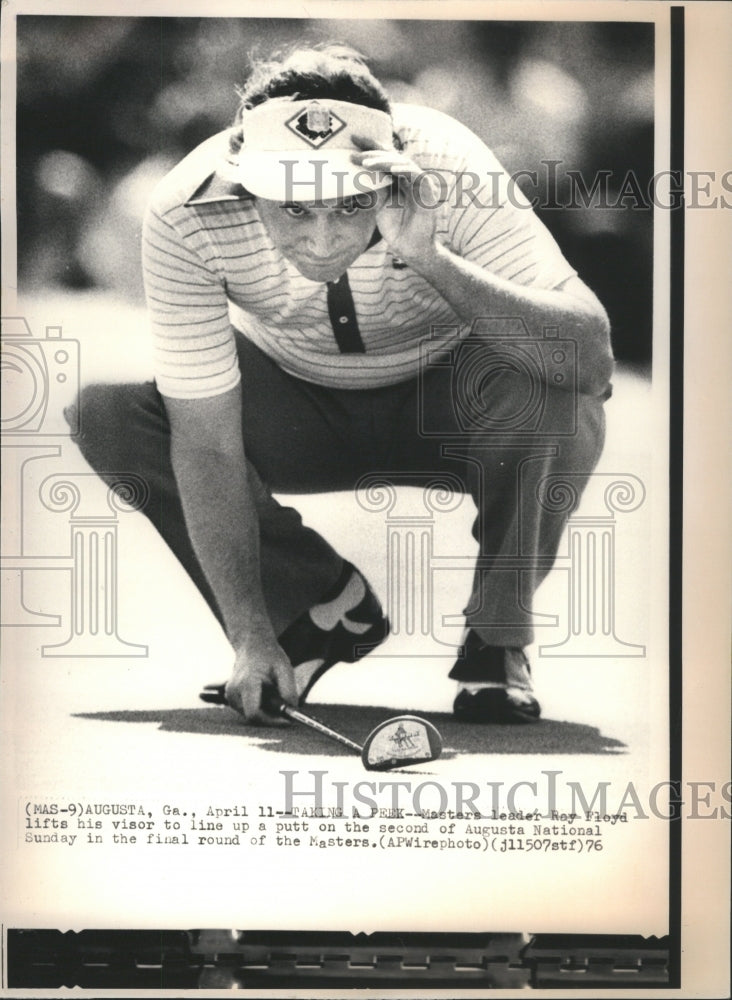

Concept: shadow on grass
[[73, 702, 626, 757]]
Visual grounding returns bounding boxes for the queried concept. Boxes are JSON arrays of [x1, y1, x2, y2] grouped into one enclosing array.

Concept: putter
[[199, 683, 442, 772]]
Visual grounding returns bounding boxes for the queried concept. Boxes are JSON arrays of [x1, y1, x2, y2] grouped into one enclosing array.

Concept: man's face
[[255, 190, 386, 283]]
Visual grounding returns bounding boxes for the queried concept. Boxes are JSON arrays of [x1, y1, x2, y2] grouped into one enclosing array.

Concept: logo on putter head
[[285, 102, 347, 148], [391, 724, 420, 752], [367, 720, 432, 765]]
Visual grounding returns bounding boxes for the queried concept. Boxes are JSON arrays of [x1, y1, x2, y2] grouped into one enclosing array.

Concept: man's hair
[[228, 44, 393, 159], [237, 43, 391, 113]]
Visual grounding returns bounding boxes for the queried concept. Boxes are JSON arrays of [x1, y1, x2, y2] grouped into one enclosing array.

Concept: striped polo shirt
[[142, 104, 577, 398]]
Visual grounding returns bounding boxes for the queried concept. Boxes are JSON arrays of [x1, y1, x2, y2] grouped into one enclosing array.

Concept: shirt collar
[[184, 169, 253, 206]]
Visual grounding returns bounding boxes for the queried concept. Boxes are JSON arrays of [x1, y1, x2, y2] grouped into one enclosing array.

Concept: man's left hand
[[352, 142, 440, 268]]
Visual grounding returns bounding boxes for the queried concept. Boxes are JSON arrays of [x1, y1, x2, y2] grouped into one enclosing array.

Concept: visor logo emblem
[[286, 102, 346, 148]]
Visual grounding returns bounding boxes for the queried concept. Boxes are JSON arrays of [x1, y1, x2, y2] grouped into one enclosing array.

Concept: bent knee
[[70, 381, 164, 469], [475, 369, 605, 441]]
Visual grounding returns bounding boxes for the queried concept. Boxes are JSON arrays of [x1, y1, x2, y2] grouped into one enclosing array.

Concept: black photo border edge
[[667, 2, 684, 989]]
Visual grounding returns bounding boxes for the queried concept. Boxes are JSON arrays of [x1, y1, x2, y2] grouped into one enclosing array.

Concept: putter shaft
[[273, 699, 362, 754]]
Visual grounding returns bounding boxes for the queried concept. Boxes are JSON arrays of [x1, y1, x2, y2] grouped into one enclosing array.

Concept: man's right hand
[[225, 636, 298, 725]]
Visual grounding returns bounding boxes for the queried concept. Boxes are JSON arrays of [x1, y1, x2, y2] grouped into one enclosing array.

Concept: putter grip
[[261, 684, 287, 717]]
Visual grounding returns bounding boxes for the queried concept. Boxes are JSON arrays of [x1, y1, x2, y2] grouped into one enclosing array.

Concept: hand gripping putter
[[201, 684, 442, 772]]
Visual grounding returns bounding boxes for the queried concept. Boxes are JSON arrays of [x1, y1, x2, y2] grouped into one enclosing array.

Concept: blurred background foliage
[[16, 16, 654, 364]]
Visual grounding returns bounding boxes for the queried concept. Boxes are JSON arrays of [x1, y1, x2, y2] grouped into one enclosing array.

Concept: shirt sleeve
[[142, 203, 241, 400], [445, 164, 578, 290]]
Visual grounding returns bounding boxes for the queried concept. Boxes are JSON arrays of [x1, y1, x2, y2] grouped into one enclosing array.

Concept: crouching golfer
[[72, 44, 613, 726]]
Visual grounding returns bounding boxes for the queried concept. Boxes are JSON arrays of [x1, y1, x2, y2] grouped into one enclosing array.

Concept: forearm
[[411, 243, 614, 395], [170, 443, 275, 650]]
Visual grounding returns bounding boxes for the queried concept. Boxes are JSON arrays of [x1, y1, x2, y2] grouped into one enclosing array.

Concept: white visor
[[238, 98, 394, 202]]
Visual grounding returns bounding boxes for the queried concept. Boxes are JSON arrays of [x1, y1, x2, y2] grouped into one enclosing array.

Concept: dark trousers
[[70, 330, 607, 674]]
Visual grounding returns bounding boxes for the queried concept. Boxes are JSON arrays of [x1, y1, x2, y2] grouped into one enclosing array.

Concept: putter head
[[361, 715, 442, 771]]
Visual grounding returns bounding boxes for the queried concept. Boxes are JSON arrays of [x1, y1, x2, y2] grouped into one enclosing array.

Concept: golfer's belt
[[7, 929, 670, 988]]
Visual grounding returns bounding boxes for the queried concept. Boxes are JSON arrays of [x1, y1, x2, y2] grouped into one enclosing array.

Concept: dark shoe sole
[[453, 687, 541, 724], [278, 567, 389, 703], [294, 614, 390, 703]]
